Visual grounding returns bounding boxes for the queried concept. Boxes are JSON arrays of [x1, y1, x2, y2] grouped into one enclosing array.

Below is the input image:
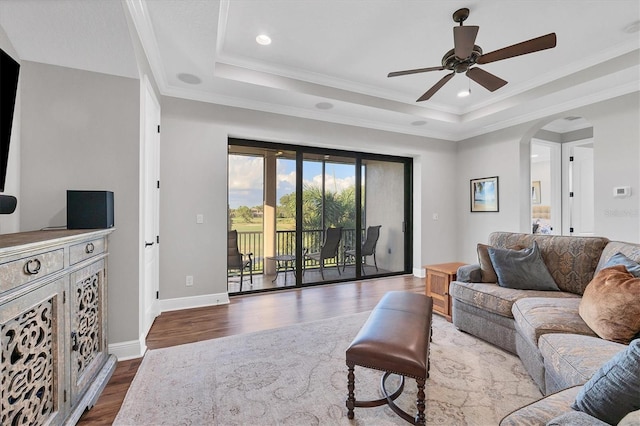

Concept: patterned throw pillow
[[487, 242, 560, 291], [579, 265, 640, 344], [571, 339, 640, 425]]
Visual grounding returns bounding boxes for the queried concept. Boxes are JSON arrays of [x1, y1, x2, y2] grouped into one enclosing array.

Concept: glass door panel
[[301, 154, 356, 284], [359, 159, 406, 275], [227, 152, 264, 293]]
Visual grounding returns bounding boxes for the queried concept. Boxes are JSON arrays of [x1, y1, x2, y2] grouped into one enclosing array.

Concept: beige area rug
[[114, 312, 541, 425]]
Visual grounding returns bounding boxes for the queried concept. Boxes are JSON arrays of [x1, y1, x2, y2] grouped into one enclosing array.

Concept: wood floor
[[77, 275, 425, 425]]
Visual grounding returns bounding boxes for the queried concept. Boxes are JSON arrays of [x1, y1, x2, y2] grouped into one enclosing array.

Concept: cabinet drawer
[[69, 238, 105, 265], [0, 249, 64, 293]]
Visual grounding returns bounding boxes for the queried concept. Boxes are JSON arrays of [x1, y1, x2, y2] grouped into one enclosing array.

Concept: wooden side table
[[424, 262, 466, 322]]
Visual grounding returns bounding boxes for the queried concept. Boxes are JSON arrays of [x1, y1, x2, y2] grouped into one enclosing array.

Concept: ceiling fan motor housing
[[442, 46, 483, 73]]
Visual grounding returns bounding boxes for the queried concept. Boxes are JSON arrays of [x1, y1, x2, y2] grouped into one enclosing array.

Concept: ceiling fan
[[388, 8, 557, 102]]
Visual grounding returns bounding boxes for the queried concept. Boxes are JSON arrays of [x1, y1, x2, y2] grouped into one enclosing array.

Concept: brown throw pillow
[[477, 243, 498, 282], [477, 243, 524, 283], [579, 265, 640, 344]]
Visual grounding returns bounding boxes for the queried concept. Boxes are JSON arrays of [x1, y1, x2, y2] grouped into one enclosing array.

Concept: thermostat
[[613, 186, 631, 198]]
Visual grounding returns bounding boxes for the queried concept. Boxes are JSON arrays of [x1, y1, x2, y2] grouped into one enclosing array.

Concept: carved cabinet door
[[0, 279, 67, 425], [68, 259, 107, 406]]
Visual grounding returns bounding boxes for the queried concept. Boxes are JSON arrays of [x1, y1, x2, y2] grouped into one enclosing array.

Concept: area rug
[[114, 312, 541, 425]]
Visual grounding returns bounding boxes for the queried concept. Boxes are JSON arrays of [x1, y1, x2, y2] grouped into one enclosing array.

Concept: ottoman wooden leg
[[346, 364, 355, 419], [415, 378, 426, 426]]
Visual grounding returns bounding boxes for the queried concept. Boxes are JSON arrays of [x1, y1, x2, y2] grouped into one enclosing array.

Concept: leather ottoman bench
[[346, 291, 433, 425]]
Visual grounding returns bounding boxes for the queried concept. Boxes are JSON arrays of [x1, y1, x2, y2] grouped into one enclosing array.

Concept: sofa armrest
[[457, 264, 482, 283], [546, 411, 609, 426]]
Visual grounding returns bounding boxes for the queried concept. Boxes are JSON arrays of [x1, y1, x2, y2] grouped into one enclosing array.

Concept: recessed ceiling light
[[256, 34, 272, 45], [531, 154, 539, 158], [177, 73, 202, 85], [315, 102, 334, 110], [411, 120, 427, 126], [457, 89, 470, 98]]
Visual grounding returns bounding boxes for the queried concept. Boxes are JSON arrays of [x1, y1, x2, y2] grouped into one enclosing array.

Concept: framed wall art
[[470, 176, 499, 212]]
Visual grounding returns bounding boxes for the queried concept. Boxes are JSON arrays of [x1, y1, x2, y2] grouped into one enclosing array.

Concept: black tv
[[0, 47, 20, 193]]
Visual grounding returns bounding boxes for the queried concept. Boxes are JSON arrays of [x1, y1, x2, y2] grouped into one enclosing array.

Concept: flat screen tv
[[0, 47, 20, 193]]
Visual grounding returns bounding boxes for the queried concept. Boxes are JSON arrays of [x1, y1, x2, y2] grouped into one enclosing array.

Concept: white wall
[[19, 61, 141, 345], [159, 97, 459, 301], [457, 92, 640, 263], [0, 24, 20, 234]]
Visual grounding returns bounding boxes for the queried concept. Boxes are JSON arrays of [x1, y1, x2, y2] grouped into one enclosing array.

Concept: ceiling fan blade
[[477, 33, 557, 65], [454, 25, 479, 59], [466, 67, 507, 92], [388, 66, 445, 77], [416, 72, 455, 102]]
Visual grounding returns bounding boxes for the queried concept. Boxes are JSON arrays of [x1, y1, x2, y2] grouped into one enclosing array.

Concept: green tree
[[235, 205, 253, 223], [278, 192, 296, 218], [301, 185, 355, 229]]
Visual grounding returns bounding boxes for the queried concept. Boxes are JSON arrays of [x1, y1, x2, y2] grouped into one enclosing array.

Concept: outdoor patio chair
[[343, 225, 381, 275], [304, 227, 343, 280], [228, 230, 253, 291]]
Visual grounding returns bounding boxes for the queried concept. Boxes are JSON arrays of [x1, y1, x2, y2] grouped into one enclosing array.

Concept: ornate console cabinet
[[0, 229, 116, 425]]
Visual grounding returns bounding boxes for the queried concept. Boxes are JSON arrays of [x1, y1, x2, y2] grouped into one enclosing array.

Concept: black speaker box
[[0, 195, 17, 214], [67, 190, 114, 229]]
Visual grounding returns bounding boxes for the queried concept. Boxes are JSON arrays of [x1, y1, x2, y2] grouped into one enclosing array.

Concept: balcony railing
[[232, 228, 363, 274]]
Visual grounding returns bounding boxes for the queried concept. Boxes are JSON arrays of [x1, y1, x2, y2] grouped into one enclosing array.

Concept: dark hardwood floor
[[77, 275, 425, 425]]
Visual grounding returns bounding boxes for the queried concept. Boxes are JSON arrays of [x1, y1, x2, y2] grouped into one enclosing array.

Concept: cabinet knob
[[23, 258, 41, 275], [85, 242, 95, 254]]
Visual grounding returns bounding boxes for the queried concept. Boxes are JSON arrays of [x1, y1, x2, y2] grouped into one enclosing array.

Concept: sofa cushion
[[489, 232, 610, 295], [512, 297, 594, 346], [489, 242, 560, 291], [579, 265, 640, 344], [539, 333, 626, 391], [450, 281, 576, 319], [500, 386, 581, 426], [572, 339, 640, 425], [604, 252, 640, 277]]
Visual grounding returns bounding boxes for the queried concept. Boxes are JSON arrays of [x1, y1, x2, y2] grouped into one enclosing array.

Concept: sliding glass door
[[228, 139, 411, 294]]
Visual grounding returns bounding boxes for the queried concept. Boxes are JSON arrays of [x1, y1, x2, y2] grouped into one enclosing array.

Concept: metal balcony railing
[[232, 228, 363, 274]]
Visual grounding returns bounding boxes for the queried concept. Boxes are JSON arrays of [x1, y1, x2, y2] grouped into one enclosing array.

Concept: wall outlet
[[432, 213, 439, 220], [186, 275, 193, 286], [196, 214, 204, 224]]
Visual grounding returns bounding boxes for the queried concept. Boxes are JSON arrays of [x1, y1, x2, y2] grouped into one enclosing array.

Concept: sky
[[228, 155, 357, 209]]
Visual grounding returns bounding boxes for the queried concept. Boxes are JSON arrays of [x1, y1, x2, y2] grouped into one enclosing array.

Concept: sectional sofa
[[449, 232, 640, 424]]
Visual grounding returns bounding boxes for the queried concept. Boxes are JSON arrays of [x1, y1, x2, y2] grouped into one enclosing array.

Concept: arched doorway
[[527, 116, 594, 236]]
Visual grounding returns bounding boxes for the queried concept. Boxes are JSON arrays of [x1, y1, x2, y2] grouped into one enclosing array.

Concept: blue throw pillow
[[487, 242, 560, 291], [571, 339, 640, 424], [604, 252, 640, 278]]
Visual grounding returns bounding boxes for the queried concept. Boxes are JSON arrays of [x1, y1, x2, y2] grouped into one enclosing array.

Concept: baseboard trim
[[159, 292, 231, 313], [413, 267, 426, 278], [109, 338, 146, 361]]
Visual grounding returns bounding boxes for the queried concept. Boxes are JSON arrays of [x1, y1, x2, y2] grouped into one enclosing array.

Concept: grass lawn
[[232, 218, 295, 232]]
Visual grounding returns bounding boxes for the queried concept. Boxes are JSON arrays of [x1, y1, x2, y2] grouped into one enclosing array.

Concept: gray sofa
[[449, 232, 640, 424]]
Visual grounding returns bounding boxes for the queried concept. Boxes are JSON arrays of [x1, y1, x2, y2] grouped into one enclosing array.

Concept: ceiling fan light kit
[[388, 7, 557, 102]]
